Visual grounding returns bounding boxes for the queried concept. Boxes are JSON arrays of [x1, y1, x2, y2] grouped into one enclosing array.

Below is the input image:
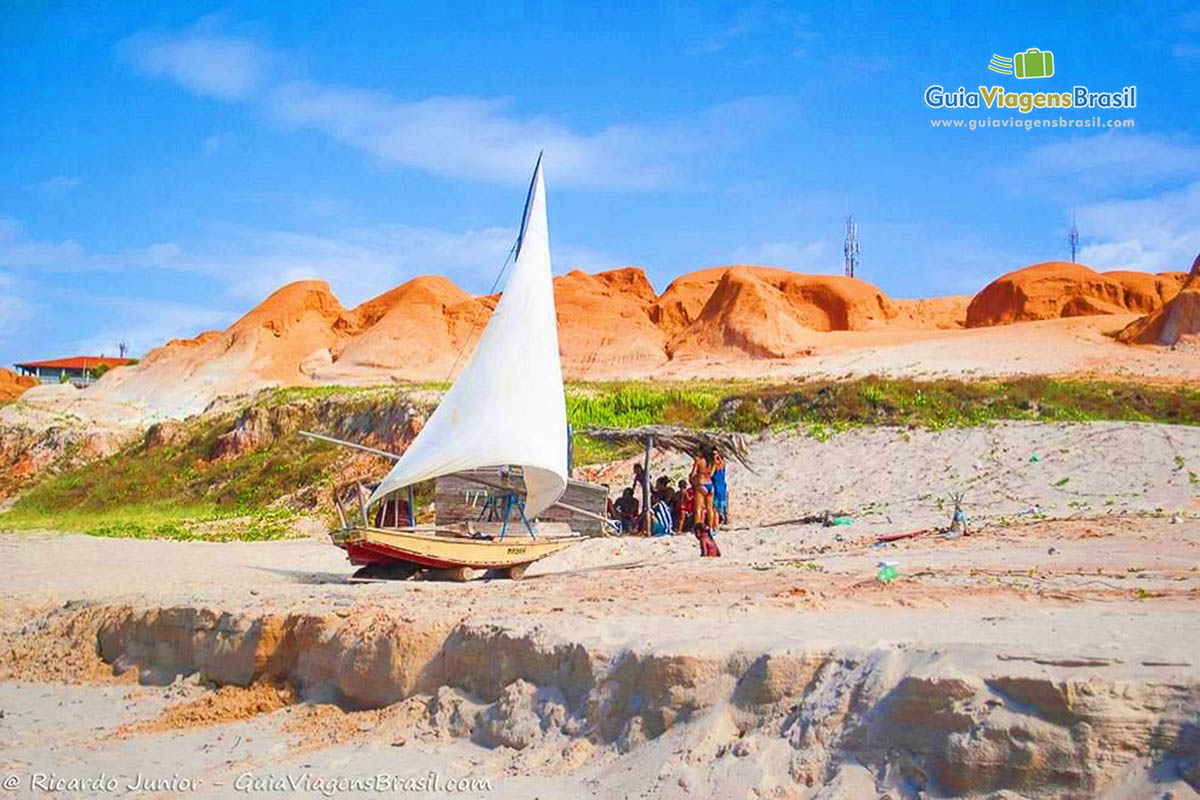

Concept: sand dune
[[8, 260, 1198, 423], [321, 275, 491, 382], [0, 367, 36, 403], [94, 281, 349, 417], [554, 268, 669, 374], [1119, 256, 1200, 346], [666, 268, 897, 360], [966, 261, 1187, 327]]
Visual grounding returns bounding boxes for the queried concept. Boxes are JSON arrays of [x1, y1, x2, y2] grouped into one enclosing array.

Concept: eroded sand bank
[[1, 422, 1198, 798]]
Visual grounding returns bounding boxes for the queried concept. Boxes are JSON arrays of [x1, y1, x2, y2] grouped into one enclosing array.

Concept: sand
[[967, 262, 1188, 327], [7, 312, 1199, 440], [10, 262, 1199, 431], [0, 368, 36, 404], [2, 421, 1198, 798]]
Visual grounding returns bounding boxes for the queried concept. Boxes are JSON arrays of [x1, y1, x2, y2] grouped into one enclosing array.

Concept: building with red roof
[[14, 356, 137, 387]]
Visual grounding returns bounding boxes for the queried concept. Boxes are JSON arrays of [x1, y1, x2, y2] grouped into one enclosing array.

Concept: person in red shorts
[[673, 479, 695, 533]]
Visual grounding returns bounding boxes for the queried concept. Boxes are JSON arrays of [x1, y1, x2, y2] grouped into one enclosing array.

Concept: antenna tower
[[844, 213, 860, 278], [1068, 212, 1080, 264]]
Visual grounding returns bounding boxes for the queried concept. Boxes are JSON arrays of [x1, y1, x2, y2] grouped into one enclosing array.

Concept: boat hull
[[331, 526, 578, 570]]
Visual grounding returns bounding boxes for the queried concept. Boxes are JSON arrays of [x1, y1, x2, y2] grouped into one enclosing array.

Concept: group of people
[[605, 446, 727, 558]]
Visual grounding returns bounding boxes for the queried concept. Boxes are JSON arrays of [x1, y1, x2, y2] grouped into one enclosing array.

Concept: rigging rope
[[440, 237, 519, 386]]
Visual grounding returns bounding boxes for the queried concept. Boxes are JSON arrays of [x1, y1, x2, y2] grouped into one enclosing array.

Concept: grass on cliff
[[1, 377, 1196, 539], [0, 389, 417, 538], [710, 377, 1200, 434], [568, 377, 1200, 456], [0, 504, 297, 541]]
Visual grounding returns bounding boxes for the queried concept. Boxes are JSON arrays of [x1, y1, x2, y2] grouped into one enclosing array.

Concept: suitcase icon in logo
[[1013, 48, 1054, 79]]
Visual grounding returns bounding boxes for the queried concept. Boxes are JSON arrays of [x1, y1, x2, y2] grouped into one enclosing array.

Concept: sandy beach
[[2, 421, 1197, 799], [6, 6, 1200, 797]]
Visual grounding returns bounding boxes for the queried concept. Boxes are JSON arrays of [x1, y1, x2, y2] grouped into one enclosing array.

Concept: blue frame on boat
[[479, 490, 536, 539]]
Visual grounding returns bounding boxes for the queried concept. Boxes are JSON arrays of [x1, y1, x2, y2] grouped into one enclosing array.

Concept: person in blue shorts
[[711, 448, 728, 526]]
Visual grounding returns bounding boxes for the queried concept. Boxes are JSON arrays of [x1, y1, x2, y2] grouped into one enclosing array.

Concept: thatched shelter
[[585, 425, 751, 467], [586, 425, 751, 532]]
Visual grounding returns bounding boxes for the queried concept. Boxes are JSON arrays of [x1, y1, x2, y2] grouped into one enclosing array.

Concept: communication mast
[[844, 213, 860, 278], [1069, 212, 1080, 264], [118, 340, 130, 359]]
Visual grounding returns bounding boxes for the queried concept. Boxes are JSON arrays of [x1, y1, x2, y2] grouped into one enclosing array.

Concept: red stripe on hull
[[343, 539, 530, 570]]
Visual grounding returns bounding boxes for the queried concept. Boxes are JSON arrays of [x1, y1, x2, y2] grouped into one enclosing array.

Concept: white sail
[[368, 156, 568, 518]]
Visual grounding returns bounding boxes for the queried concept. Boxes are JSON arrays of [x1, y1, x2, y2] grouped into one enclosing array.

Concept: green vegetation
[[711, 377, 1200, 433], [2, 377, 1196, 540], [565, 383, 735, 462], [565, 383, 728, 428], [1, 388, 428, 539], [12, 420, 341, 514], [0, 504, 296, 541], [569, 376, 1199, 460]]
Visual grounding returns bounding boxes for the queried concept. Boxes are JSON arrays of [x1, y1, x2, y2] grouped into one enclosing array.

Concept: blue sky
[[2, 1, 1198, 365]]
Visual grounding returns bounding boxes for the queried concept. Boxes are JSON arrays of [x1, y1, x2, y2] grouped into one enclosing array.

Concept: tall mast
[[516, 150, 544, 258]]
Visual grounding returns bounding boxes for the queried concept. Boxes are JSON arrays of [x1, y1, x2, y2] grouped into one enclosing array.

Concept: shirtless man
[[613, 487, 640, 534]]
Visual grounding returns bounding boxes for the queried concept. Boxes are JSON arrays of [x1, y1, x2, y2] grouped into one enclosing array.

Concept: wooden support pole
[[333, 495, 348, 529], [356, 482, 370, 528], [642, 433, 652, 536], [567, 423, 574, 479]]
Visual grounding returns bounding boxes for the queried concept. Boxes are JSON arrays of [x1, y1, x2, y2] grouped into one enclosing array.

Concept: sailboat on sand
[[315, 156, 602, 580]]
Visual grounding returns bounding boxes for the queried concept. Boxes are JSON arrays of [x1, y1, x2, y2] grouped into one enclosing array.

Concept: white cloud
[[121, 30, 274, 99], [68, 297, 232, 358], [838, 55, 893, 76], [0, 214, 634, 357], [1076, 181, 1200, 272], [553, 243, 628, 274], [855, 218, 1035, 298], [0, 214, 572, 305], [993, 132, 1200, 276], [122, 23, 768, 189], [683, 3, 816, 60], [127, 223, 519, 305], [0, 216, 545, 355], [999, 131, 1200, 194], [685, 12, 763, 55], [29, 175, 82, 195], [1173, 43, 1200, 64], [0, 217, 87, 269], [266, 81, 712, 189], [0, 271, 36, 332], [731, 239, 831, 270]]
